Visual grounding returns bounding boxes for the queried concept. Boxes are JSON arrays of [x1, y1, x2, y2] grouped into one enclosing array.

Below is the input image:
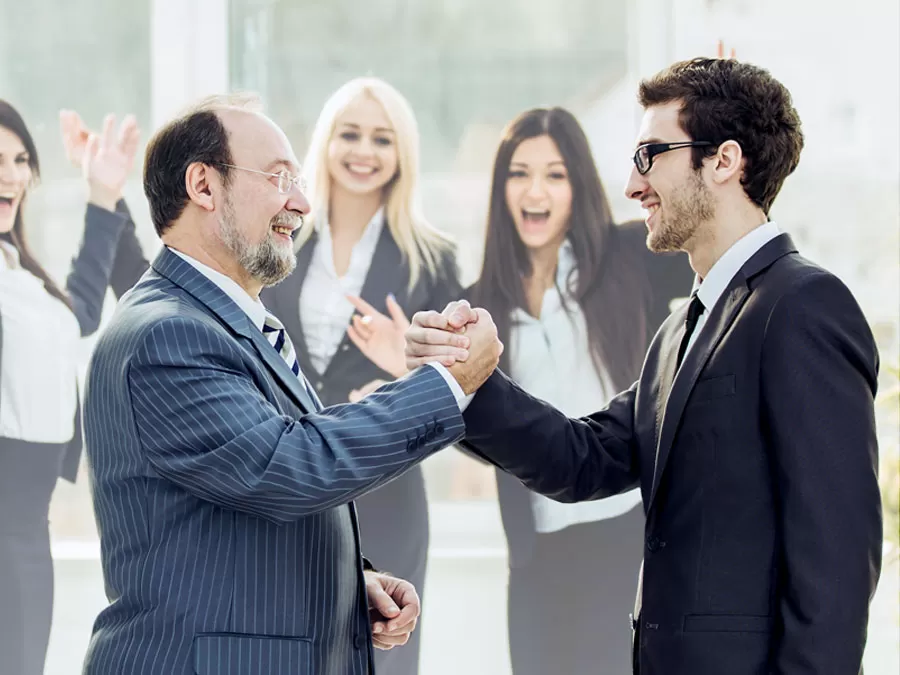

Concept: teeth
[[346, 163, 376, 174]]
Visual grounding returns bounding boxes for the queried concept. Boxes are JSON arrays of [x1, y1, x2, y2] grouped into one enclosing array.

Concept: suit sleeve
[[109, 199, 151, 298], [127, 317, 466, 523], [760, 272, 881, 674], [65, 203, 131, 336], [461, 369, 641, 502]]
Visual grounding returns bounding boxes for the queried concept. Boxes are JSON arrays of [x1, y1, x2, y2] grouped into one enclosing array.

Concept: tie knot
[[685, 293, 704, 329], [263, 313, 285, 334]]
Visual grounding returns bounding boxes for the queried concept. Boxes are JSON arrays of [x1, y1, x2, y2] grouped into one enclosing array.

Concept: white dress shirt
[[681, 221, 782, 363], [0, 240, 81, 443], [299, 208, 385, 375], [506, 240, 643, 532]]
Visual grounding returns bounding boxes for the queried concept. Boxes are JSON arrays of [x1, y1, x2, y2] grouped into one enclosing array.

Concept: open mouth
[[521, 207, 550, 226], [271, 223, 295, 241], [343, 162, 379, 178], [0, 195, 18, 212]]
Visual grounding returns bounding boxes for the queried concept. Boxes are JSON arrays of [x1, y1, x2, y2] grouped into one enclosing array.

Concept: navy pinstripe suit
[[82, 247, 465, 675]]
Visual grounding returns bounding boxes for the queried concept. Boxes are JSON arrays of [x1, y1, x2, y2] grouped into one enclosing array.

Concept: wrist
[[88, 186, 120, 212]]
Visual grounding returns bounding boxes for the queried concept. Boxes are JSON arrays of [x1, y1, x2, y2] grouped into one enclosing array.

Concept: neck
[[527, 240, 563, 289], [163, 226, 263, 299], [328, 182, 383, 242], [685, 202, 768, 279]]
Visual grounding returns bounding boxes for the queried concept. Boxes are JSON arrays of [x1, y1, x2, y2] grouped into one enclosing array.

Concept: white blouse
[[0, 240, 81, 444], [508, 239, 643, 533], [298, 208, 385, 375]]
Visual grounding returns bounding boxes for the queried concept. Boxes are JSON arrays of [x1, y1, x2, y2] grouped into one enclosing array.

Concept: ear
[[185, 162, 216, 213], [710, 140, 743, 185]]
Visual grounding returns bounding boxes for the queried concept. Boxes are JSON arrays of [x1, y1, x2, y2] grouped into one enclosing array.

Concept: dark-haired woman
[[0, 101, 144, 675]]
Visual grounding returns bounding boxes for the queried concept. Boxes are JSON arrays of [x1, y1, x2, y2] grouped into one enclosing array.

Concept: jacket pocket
[[683, 614, 772, 633], [194, 632, 313, 674]]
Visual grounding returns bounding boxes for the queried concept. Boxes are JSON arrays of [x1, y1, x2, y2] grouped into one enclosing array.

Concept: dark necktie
[[263, 312, 321, 410], [676, 292, 704, 369]]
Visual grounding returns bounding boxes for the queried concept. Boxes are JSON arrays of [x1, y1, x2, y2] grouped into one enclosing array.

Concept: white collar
[[694, 221, 781, 313], [167, 247, 268, 330]]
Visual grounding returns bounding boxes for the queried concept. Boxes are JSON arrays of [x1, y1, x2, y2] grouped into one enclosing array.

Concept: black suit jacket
[[469, 220, 694, 567], [261, 223, 461, 406], [461, 234, 882, 675]]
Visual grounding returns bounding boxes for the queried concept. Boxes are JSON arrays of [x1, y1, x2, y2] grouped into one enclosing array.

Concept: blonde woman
[[260, 77, 460, 675]]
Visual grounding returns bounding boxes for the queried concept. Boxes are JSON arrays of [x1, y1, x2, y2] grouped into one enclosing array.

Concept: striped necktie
[[262, 313, 320, 409]]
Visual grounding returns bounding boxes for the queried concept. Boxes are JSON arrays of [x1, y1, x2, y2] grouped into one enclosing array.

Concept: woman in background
[[352, 106, 693, 674], [261, 77, 460, 675], [0, 101, 142, 675]]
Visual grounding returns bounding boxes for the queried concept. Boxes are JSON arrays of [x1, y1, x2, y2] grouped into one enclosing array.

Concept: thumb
[[385, 294, 409, 329], [82, 133, 99, 175], [369, 582, 401, 618]]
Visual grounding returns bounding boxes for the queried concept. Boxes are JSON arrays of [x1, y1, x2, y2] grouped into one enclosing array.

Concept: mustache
[[269, 211, 303, 238]]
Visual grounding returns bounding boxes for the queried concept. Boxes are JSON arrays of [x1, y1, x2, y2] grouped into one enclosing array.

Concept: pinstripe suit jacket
[[82, 247, 465, 675]]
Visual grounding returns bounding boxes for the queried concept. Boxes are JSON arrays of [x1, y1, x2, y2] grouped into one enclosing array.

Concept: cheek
[[379, 146, 399, 179], [505, 181, 522, 216], [550, 184, 573, 230], [326, 140, 345, 174]]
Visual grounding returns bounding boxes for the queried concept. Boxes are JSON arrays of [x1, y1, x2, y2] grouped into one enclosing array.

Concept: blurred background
[[2, 0, 897, 672]]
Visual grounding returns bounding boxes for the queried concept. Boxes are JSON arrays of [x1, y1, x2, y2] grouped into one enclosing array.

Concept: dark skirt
[[0, 437, 67, 675], [507, 505, 645, 675]]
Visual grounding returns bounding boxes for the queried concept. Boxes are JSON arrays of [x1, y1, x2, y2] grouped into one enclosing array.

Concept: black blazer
[[469, 220, 694, 567], [461, 234, 881, 675], [0, 202, 142, 481], [261, 223, 462, 407]]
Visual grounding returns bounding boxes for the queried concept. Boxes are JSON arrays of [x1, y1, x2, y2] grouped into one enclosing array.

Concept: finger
[[83, 133, 99, 172], [407, 355, 460, 370], [385, 294, 410, 329], [404, 342, 469, 363], [443, 300, 477, 329], [346, 294, 379, 318], [372, 630, 411, 646], [385, 602, 419, 633], [405, 326, 470, 349], [368, 584, 401, 620], [411, 310, 449, 331], [117, 114, 137, 147], [346, 325, 369, 353], [100, 113, 116, 152], [350, 314, 374, 340]]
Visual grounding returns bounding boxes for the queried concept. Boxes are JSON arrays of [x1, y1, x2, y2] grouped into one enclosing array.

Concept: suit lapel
[[649, 275, 750, 507], [322, 222, 406, 379], [152, 248, 317, 413]]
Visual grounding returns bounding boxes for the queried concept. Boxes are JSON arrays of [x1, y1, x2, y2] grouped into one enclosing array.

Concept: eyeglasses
[[632, 141, 715, 175], [216, 163, 308, 194]]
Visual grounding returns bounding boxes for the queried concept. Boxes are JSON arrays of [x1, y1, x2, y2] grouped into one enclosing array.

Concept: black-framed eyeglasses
[[632, 141, 715, 175]]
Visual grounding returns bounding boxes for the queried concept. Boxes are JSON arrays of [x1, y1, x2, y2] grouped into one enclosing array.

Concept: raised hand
[[346, 294, 412, 379], [60, 110, 140, 211]]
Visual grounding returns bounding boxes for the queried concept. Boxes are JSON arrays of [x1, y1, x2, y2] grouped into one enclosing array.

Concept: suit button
[[647, 536, 660, 553], [417, 435, 426, 448], [435, 422, 444, 434], [341, 344, 350, 352], [353, 633, 366, 649], [406, 439, 417, 453], [425, 429, 436, 442]]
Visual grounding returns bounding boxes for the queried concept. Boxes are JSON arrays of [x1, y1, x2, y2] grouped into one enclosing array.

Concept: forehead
[[510, 135, 564, 164], [334, 94, 392, 131], [0, 126, 27, 153], [223, 109, 300, 170], [636, 100, 688, 145]]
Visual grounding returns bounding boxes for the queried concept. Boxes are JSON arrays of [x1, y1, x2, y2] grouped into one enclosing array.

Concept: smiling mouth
[[344, 162, 378, 177], [271, 224, 294, 240], [522, 208, 550, 225], [0, 195, 16, 207]]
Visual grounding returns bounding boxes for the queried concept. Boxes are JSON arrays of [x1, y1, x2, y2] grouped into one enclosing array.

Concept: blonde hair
[[301, 77, 453, 288]]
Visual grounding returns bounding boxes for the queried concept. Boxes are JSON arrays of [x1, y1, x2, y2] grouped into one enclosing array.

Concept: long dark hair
[[0, 100, 72, 308], [471, 107, 648, 390]]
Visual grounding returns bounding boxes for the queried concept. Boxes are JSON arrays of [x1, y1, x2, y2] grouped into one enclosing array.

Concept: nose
[[0, 159, 19, 186], [625, 165, 647, 201], [285, 185, 311, 216], [526, 175, 548, 198]]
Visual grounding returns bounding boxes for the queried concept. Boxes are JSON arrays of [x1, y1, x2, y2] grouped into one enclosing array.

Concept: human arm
[[761, 272, 881, 674]]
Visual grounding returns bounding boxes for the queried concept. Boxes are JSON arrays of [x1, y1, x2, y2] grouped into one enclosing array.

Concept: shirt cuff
[[425, 363, 475, 412]]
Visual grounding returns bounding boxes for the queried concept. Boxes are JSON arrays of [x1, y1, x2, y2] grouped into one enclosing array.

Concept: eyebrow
[[509, 160, 566, 167], [262, 158, 300, 173], [636, 137, 663, 146], [337, 122, 395, 134]]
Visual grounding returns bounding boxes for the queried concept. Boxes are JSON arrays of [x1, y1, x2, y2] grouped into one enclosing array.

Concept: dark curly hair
[[639, 57, 804, 214]]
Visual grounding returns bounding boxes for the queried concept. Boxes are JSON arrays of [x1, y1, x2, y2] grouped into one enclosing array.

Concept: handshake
[[405, 301, 504, 395]]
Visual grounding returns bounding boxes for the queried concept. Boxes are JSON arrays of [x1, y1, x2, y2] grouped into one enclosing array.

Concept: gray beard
[[219, 204, 298, 287]]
